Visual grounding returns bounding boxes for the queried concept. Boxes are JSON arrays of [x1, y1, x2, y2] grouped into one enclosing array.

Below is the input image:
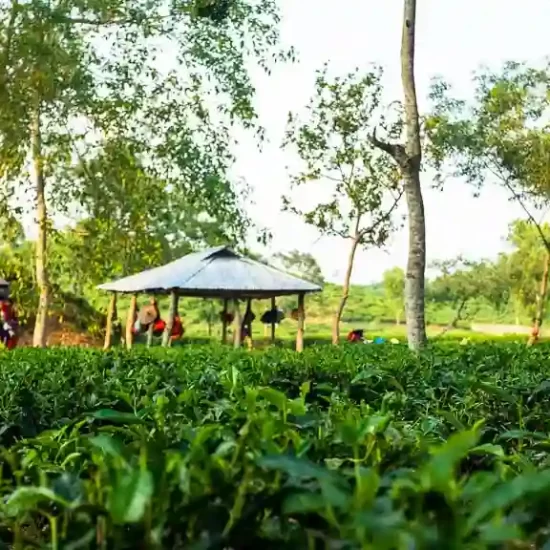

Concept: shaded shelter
[[98, 246, 322, 351]]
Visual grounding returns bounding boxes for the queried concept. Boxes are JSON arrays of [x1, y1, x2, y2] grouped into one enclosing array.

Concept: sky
[[232, 0, 550, 284]]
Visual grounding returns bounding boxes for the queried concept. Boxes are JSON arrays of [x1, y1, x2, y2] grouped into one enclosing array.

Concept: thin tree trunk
[[332, 236, 360, 345], [31, 103, 49, 348], [528, 251, 550, 346], [435, 298, 468, 339], [400, 0, 427, 350]]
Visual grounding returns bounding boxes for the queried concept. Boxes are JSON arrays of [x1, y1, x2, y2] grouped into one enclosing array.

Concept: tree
[[0, 0, 288, 346], [282, 66, 402, 345], [273, 250, 325, 286], [59, 138, 241, 291], [426, 61, 550, 344], [428, 257, 509, 334], [503, 220, 550, 333], [371, 0, 427, 350], [382, 267, 405, 325]]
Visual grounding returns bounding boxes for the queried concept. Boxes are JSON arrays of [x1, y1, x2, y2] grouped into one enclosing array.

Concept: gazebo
[[97, 246, 322, 351]]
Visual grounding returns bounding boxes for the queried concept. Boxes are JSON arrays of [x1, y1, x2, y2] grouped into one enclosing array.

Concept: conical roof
[[97, 246, 322, 298]]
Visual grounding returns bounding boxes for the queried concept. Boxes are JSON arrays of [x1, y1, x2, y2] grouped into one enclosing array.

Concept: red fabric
[[130, 316, 184, 339], [152, 319, 166, 336], [347, 331, 362, 342], [6, 336, 17, 350], [1, 303, 14, 322], [171, 317, 184, 339], [0, 302, 18, 350]]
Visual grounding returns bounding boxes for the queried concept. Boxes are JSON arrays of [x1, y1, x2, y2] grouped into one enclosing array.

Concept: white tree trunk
[[400, 0, 427, 350], [31, 104, 49, 348]]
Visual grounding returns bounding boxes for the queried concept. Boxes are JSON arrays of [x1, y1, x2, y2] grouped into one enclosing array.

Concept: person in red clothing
[[171, 316, 184, 339], [0, 283, 18, 349], [151, 315, 184, 342], [347, 329, 364, 343]]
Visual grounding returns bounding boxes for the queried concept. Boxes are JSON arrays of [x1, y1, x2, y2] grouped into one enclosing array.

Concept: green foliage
[[0, 0, 290, 340], [0, 344, 550, 546], [503, 220, 550, 318], [272, 250, 325, 285], [382, 267, 404, 324], [282, 65, 402, 245], [426, 61, 550, 235], [428, 257, 510, 324]]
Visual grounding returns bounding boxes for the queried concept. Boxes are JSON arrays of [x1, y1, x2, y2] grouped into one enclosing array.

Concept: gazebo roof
[[97, 246, 322, 299]]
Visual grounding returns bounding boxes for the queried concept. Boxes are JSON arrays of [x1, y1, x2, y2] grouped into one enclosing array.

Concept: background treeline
[[2, 214, 547, 342]]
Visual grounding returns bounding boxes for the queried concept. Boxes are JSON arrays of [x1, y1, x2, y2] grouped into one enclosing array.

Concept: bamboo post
[[146, 297, 158, 348], [125, 294, 137, 350], [104, 292, 117, 350], [296, 292, 305, 352], [221, 299, 228, 344], [163, 291, 179, 347], [233, 299, 242, 348], [270, 297, 276, 343], [146, 323, 154, 347], [245, 298, 253, 350]]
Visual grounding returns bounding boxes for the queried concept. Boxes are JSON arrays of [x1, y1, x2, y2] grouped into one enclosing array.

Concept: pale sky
[[233, 0, 550, 284]]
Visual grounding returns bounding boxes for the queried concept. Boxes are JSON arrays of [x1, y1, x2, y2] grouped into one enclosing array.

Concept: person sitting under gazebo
[[0, 284, 18, 350], [133, 298, 184, 343]]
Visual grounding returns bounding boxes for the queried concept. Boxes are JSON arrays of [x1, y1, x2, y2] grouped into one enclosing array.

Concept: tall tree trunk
[[332, 236, 360, 345], [528, 251, 550, 346], [400, 0, 427, 350], [31, 104, 49, 348]]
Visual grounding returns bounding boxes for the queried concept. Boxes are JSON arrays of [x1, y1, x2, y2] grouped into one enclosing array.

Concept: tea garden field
[[1, 343, 550, 548]]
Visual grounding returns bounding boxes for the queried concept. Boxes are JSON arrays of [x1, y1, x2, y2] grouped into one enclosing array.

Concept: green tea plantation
[[1, 343, 550, 548]]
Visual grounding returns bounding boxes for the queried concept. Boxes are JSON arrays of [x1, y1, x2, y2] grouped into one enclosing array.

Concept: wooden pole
[[221, 299, 228, 344], [296, 293, 305, 352], [163, 291, 179, 347], [146, 297, 158, 348], [270, 297, 276, 343], [103, 292, 117, 350], [125, 294, 137, 350], [245, 298, 253, 350], [233, 299, 242, 348]]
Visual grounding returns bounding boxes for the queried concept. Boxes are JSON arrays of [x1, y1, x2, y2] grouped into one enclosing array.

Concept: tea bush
[[1, 343, 550, 548]]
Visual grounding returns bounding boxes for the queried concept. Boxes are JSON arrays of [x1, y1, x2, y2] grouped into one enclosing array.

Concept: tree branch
[[502, 177, 550, 253], [59, 13, 169, 27], [358, 188, 404, 239], [370, 127, 396, 156], [433, 297, 470, 339], [370, 128, 407, 165]]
